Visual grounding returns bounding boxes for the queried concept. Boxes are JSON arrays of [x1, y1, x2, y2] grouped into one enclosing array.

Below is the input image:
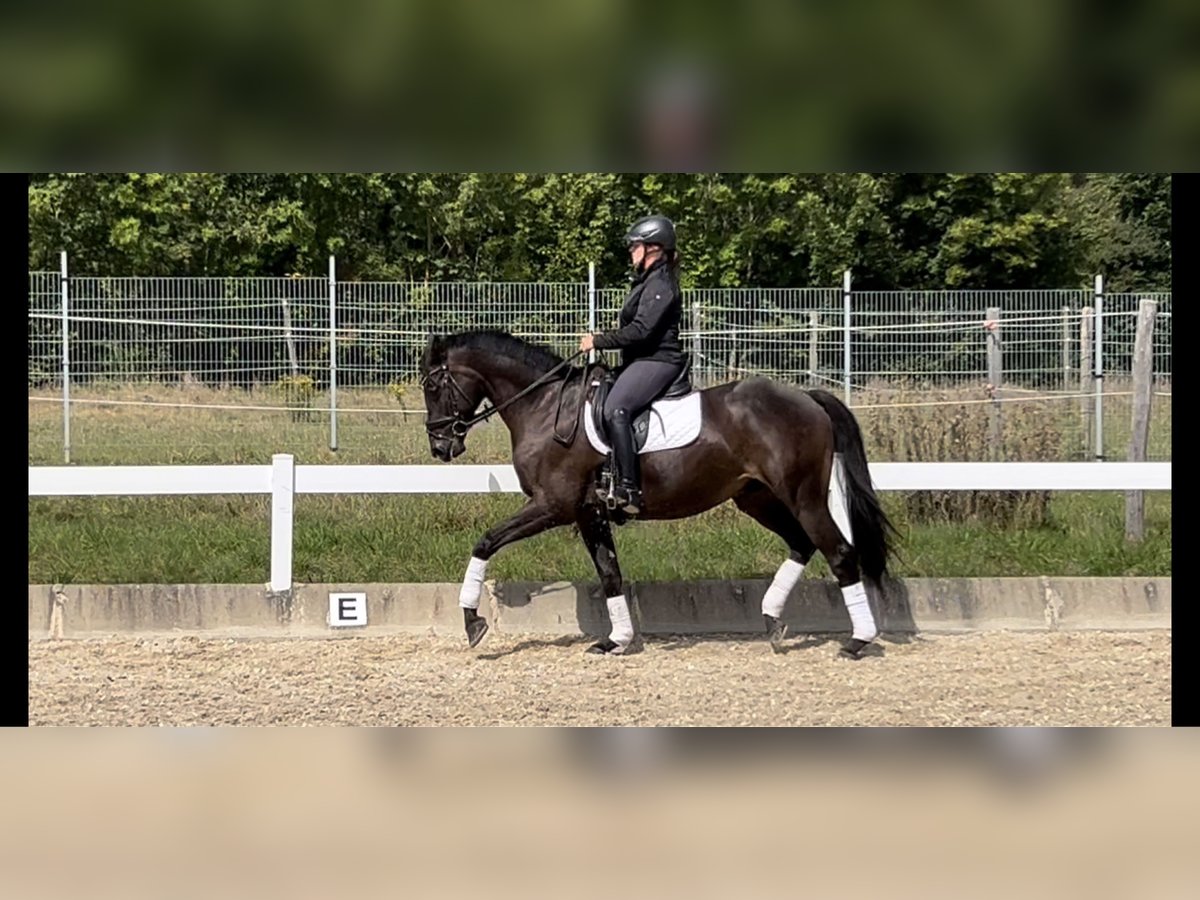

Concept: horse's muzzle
[[429, 436, 465, 461]]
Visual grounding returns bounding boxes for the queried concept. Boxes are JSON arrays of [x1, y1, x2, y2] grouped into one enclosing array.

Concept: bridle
[[421, 350, 587, 441]]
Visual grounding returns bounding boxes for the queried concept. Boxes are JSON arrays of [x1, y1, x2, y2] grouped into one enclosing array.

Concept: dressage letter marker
[[329, 592, 367, 628]]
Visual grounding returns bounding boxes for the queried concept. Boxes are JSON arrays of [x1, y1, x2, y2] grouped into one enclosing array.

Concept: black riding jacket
[[591, 258, 685, 367]]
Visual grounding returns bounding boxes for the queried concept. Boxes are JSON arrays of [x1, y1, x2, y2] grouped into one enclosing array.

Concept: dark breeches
[[603, 359, 682, 424]]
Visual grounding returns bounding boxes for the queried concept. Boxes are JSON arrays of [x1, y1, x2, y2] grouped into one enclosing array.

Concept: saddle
[[589, 356, 693, 452]]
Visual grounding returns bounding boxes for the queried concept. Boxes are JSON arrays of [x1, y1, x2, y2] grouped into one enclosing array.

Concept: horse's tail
[[807, 389, 899, 585]]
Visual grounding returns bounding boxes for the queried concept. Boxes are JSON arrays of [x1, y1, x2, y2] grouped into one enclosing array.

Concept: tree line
[[29, 173, 1170, 291]]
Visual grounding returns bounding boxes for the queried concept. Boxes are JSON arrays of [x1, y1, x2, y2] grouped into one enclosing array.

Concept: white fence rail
[[29, 456, 1172, 593]]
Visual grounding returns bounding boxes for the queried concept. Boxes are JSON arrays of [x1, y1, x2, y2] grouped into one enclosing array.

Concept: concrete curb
[[29, 577, 1171, 639]]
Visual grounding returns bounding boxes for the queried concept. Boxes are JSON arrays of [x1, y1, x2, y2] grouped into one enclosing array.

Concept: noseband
[[421, 364, 478, 438]]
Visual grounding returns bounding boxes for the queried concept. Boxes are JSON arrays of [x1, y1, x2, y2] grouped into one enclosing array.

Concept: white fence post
[[60, 250, 70, 464], [329, 255, 338, 451], [1080, 304, 1094, 456], [842, 269, 852, 404], [808, 310, 819, 383], [270, 453, 295, 593], [587, 262, 596, 364], [1094, 275, 1104, 460]]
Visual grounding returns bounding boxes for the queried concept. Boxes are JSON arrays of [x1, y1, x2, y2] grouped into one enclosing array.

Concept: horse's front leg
[[459, 499, 566, 648], [576, 504, 636, 655]]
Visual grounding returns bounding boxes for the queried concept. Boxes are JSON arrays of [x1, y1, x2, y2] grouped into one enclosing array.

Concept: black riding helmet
[[624, 214, 676, 251]]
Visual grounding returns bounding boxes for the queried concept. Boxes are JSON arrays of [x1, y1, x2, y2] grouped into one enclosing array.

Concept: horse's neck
[[462, 353, 541, 406]]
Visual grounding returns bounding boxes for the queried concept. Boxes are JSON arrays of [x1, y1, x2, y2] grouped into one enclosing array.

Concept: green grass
[[29, 379, 1172, 466], [28, 381, 1172, 583], [28, 491, 1171, 584]]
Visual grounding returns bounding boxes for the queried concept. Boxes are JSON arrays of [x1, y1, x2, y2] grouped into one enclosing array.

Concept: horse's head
[[419, 334, 486, 461]]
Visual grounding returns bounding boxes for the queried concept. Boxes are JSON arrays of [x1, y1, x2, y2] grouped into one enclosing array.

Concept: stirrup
[[616, 485, 642, 515]]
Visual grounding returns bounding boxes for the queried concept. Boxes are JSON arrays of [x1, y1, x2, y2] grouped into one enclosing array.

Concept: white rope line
[[27, 396, 422, 415], [30, 388, 1153, 415], [30, 307, 1153, 339], [848, 390, 1139, 410], [691, 308, 1142, 333], [26, 312, 579, 343], [691, 349, 1170, 389]]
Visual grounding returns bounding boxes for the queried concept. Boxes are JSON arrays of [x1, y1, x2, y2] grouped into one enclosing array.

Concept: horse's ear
[[425, 333, 445, 357]]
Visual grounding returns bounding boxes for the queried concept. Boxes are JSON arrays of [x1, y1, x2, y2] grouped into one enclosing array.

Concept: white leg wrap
[[762, 559, 805, 617], [458, 556, 489, 610], [841, 581, 877, 642], [607, 595, 634, 650]]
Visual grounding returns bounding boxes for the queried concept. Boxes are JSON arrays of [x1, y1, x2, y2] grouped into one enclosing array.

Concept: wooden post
[[1125, 298, 1158, 542], [1061, 305, 1072, 390], [808, 310, 819, 384], [1079, 305, 1093, 457], [986, 306, 1002, 461], [280, 296, 299, 376]]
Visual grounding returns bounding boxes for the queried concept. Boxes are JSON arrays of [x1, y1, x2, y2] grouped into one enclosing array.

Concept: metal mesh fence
[[28, 268, 1171, 465], [58, 276, 331, 387], [336, 281, 588, 388], [851, 290, 1097, 389], [597, 287, 845, 388], [28, 271, 59, 388]]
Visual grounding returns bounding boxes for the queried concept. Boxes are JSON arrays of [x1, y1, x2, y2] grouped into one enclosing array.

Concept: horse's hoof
[[465, 613, 489, 648], [839, 638, 871, 660], [586, 638, 624, 655], [764, 614, 788, 653]]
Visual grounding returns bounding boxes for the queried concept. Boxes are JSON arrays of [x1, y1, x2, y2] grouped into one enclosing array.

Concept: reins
[[424, 350, 590, 442]]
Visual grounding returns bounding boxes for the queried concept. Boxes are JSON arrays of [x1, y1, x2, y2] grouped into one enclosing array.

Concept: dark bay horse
[[418, 329, 899, 659]]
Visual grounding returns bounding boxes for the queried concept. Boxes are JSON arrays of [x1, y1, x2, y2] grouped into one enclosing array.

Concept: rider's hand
[[579, 333, 596, 353]]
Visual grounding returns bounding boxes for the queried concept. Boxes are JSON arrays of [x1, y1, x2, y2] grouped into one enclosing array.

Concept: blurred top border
[[1, 2, 1194, 171]]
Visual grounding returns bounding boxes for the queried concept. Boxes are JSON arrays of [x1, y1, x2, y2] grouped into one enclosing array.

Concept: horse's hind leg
[[577, 505, 636, 655], [733, 482, 817, 653], [789, 480, 879, 660]]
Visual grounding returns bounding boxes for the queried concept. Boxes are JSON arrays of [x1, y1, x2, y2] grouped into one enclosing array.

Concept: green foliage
[[28, 173, 1171, 290], [1065, 173, 1172, 292]]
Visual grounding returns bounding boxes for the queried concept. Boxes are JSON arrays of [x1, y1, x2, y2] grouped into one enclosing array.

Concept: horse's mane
[[438, 329, 568, 376]]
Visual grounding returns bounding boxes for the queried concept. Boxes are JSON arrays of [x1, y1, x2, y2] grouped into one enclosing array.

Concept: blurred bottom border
[[0, 726, 1195, 899]]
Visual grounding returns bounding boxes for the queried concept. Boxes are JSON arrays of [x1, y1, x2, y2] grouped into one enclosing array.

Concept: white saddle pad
[[585, 391, 703, 455]]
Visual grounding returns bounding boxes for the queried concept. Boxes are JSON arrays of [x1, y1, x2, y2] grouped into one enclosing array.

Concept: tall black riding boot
[[608, 407, 643, 515]]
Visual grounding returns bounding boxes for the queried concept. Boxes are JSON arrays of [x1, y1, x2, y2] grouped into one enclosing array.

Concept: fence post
[[808, 310, 819, 384], [691, 299, 701, 386], [270, 453, 295, 593], [329, 255, 338, 451], [280, 296, 299, 376], [1125, 298, 1158, 542], [986, 306, 1003, 461], [587, 262, 596, 365], [1080, 305, 1094, 456], [60, 250, 70, 464], [842, 269, 851, 404], [1060, 305, 1072, 390], [1093, 275, 1104, 460]]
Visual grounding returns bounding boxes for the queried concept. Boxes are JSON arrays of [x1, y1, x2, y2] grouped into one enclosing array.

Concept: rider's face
[[629, 242, 646, 269]]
